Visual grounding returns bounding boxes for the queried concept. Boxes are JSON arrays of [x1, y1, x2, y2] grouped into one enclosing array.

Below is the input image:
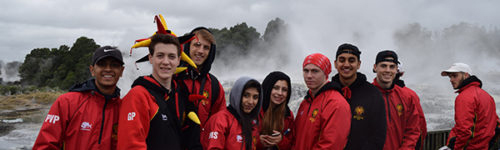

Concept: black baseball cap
[[336, 43, 361, 59], [375, 50, 400, 64], [92, 46, 124, 65]]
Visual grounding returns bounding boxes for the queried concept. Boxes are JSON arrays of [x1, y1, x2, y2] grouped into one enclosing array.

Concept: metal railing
[[424, 130, 450, 150], [424, 129, 499, 150]]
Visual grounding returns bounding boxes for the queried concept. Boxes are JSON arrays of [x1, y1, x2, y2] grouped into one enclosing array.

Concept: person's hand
[[438, 146, 451, 150], [266, 130, 282, 145], [259, 135, 273, 147]]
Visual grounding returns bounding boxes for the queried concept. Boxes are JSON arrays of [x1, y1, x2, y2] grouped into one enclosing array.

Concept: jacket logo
[[161, 114, 168, 121], [44, 114, 60, 124], [353, 106, 365, 120], [309, 108, 319, 123], [209, 131, 218, 139], [80, 122, 92, 131], [236, 135, 243, 143], [397, 104, 403, 116], [127, 112, 136, 121], [201, 90, 209, 106]]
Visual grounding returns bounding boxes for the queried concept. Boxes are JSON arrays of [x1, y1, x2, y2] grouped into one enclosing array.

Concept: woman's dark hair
[[240, 79, 261, 150]]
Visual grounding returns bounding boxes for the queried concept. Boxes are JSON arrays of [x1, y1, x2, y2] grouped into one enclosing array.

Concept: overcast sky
[[1, 0, 499, 63]]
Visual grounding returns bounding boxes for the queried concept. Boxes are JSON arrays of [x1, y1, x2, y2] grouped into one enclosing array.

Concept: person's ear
[[89, 65, 95, 77]]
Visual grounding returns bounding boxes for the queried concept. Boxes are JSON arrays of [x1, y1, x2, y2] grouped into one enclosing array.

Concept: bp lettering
[[44, 114, 60, 124]]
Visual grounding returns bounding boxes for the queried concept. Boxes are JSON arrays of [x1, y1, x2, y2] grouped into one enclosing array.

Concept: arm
[[277, 113, 294, 150], [451, 95, 476, 149], [313, 97, 351, 150], [117, 87, 152, 150], [204, 114, 228, 150], [399, 95, 421, 150], [33, 96, 69, 150]]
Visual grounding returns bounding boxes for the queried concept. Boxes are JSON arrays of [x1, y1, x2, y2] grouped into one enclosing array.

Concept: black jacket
[[332, 72, 387, 150]]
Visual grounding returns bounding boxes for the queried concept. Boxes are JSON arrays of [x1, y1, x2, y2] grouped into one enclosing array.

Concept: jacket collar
[[69, 79, 121, 101], [457, 76, 482, 93]]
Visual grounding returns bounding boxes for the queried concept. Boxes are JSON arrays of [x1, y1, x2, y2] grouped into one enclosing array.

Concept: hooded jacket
[[293, 81, 351, 150], [202, 77, 262, 150], [33, 79, 121, 150], [394, 78, 427, 150], [176, 27, 226, 128], [447, 76, 499, 150], [332, 72, 387, 150], [372, 79, 420, 150], [117, 76, 199, 150], [256, 71, 294, 150]]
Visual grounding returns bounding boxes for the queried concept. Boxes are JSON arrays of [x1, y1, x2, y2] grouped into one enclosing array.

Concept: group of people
[[31, 26, 499, 150]]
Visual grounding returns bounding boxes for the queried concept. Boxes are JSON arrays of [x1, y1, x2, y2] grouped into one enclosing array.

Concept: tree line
[[17, 18, 288, 90]]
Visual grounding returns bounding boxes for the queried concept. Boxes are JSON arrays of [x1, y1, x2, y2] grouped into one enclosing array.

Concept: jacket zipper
[[98, 97, 109, 144], [385, 93, 391, 122]]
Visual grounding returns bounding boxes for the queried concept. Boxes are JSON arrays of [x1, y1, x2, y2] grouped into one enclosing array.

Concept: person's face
[[149, 43, 180, 82], [447, 72, 467, 89], [189, 35, 211, 66], [303, 64, 327, 91], [334, 53, 361, 80], [270, 80, 288, 105], [90, 57, 124, 89], [373, 61, 398, 85], [241, 87, 259, 114]]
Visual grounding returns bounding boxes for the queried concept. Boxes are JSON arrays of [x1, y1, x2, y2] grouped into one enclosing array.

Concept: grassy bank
[[0, 91, 63, 110]]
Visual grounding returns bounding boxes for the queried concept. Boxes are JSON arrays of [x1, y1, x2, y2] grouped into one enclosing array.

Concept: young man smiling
[[33, 46, 125, 150], [371, 50, 420, 149], [117, 34, 199, 150], [331, 43, 386, 150]]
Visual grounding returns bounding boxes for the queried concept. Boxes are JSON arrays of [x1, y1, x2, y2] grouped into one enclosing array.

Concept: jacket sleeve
[[451, 94, 476, 149], [363, 92, 387, 150], [313, 96, 351, 150], [203, 114, 227, 150], [32, 95, 70, 150], [211, 82, 226, 115], [399, 94, 421, 150], [277, 113, 294, 150], [117, 87, 153, 150]]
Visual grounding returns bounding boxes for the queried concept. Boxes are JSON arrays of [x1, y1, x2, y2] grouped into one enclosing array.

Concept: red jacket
[[33, 79, 121, 150], [256, 109, 294, 150], [117, 76, 192, 150], [447, 77, 498, 150], [202, 109, 259, 150], [373, 80, 420, 150], [293, 82, 351, 150], [399, 85, 427, 150], [181, 73, 226, 127]]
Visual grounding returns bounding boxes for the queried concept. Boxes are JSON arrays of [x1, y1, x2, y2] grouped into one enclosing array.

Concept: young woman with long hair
[[257, 71, 294, 150]]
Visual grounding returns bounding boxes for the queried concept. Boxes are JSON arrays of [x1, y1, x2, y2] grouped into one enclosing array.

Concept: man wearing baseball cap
[[34, 46, 125, 150], [331, 43, 386, 150], [293, 53, 351, 149], [441, 63, 499, 150], [371, 50, 421, 149]]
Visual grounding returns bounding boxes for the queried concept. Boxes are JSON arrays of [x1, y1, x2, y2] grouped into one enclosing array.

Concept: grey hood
[[229, 76, 262, 120]]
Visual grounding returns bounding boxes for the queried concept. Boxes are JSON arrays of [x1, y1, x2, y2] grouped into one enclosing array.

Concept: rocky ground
[[0, 92, 61, 150]]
